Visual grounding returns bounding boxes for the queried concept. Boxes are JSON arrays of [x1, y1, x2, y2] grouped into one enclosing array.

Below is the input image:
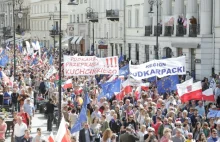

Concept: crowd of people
[[0, 45, 220, 142]]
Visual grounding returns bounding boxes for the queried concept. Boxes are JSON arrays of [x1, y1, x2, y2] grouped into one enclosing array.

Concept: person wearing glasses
[[207, 129, 220, 142]]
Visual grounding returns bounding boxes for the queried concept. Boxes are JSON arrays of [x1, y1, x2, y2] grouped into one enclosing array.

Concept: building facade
[[30, 0, 69, 48], [0, 0, 31, 45], [68, 0, 125, 56], [125, 0, 220, 80], [67, 0, 89, 55]]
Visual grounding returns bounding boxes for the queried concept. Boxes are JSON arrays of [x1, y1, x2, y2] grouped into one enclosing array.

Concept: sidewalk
[[6, 112, 58, 141]]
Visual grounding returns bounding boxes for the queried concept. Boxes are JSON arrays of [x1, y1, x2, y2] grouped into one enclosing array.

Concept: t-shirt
[[0, 123, 7, 140], [3, 92, 11, 105]]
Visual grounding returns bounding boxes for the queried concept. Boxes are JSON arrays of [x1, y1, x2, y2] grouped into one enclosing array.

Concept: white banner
[[129, 56, 186, 80], [64, 56, 119, 76], [122, 77, 142, 87], [45, 66, 57, 79]]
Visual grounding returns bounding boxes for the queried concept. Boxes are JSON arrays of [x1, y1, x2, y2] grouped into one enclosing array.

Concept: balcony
[[189, 24, 200, 37], [16, 28, 25, 35], [86, 12, 98, 22], [106, 9, 119, 21], [49, 30, 63, 37], [3, 27, 12, 38], [176, 25, 187, 37], [154, 25, 162, 36], [145, 26, 152, 36], [164, 26, 173, 36]]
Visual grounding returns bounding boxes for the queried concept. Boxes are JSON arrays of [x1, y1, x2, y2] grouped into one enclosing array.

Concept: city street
[[6, 112, 58, 141]]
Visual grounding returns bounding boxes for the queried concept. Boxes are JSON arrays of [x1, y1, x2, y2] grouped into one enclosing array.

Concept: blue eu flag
[[71, 93, 90, 133], [101, 79, 121, 99], [119, 65, 129, 76], [157, 75, 179, 93]]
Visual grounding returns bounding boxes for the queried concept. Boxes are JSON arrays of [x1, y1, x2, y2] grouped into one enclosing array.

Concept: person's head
[[102, 128, 112, 141], [37, 128, 41, 136], [176, 128, 182, 137], [113, 114, 117, 120], [147, 127, 155, 134], [198, 101, 203, 107], [211, 129, 218, 138], [163, 128, 171, 139], [175, 121, 182, 128], [92, 117, 99, 124], [187, 133, 193, 140], [198, 132, 206, 140], [94, 105, 99, 111], [140, 125, 146, 132], [24, 129, 30, 137], [125, 99, 130, 105], [101, 114, 106, 121], [128, 115, 134, 121], [71, 109, 76, 114], [196, 122, 201, 129], [84, 123, 89, 129]]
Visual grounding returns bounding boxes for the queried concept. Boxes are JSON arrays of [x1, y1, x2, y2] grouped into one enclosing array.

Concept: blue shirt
[[23, 103, 34, 116], [195, 105, 205, 116], [85, 129, 90, 142], [3, 92, 11, 105]]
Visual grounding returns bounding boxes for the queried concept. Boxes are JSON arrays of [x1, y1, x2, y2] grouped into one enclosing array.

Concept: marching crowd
[[0, 45, 220, 142]]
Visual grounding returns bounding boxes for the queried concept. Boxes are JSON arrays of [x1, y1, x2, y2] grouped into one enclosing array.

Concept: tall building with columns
[[30, 0, 69, 48], [79, 0, 125, 57], [126, 0, 219, 80]]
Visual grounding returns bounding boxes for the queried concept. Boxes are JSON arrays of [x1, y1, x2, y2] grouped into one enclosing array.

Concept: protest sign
[[129, 56, 186, 80], [207, 109, 220, 118], [45, 66, 57, 79], [64, 55, 119, 76]]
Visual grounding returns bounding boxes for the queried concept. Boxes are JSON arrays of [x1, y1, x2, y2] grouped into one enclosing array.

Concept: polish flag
[[177, 81, 202, 103], [56, 117, 71, 142], [62, 79, 73, 89], [202, 88, 215, 102], [115, 89, 125, 101], [48, 132, 55, 142], [124, 86, 132, 94], [141, 83, 150, 91], [135, 86, 142, 100]]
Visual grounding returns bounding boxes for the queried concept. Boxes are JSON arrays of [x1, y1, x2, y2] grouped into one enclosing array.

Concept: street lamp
[[148, 0, 162, 60], [57, 0, 78, 125], [13, 0, 24, 79]]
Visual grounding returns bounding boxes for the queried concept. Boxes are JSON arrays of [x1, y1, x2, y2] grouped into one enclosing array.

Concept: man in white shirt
[[14, 116, 27, 142]]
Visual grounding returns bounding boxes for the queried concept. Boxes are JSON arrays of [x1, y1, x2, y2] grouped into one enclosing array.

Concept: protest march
[[0, 41, 220, 142]]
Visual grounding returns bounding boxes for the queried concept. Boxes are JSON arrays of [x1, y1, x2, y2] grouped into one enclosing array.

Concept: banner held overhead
[[64, 55, 119, 76], [129, 56, 186, 80]]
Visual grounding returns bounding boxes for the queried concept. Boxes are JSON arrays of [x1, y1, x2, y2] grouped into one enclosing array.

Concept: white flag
[[45, 66, 57, 79]]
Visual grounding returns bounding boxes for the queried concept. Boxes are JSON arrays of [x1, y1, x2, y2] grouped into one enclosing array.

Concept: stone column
[[173, 0, 184, 36], [200, 0, 212, 35], [162, 0, 172, 35], [186, 0, 198, 36], [152, 0, 161, 36]]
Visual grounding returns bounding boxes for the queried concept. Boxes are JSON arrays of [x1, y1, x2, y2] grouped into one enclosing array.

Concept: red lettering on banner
[[110, 58, 113, 67], [114, 57, 117, 67], [106, 58, 109, 67]]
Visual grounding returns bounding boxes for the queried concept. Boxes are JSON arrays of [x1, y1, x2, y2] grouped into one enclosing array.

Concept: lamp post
[[55, 0, 78, 125], [13, 0, 23, 79], [148, 0, 162, 60]]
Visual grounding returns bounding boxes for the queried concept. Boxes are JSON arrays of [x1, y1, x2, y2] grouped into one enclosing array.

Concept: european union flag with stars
[[157, 75, 179, 94], [101, 79, 121, 99]]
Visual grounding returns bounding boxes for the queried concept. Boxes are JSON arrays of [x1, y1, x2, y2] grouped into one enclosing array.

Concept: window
[[77, 15, 79, 23], [70, 15, 72, 23], [111, 43, 114, 56], [145, 45, 150, 62], [128, 43, 131, 60], [80, 0, 83, 4], [135, 9, 139, 27], [81, 14, 83, 22], [128, 10, 131, 27], [136, 44, 139, 61], [177, 48, 183, 57], [73, 15, 75, 22], [84, 0, 87, 3]]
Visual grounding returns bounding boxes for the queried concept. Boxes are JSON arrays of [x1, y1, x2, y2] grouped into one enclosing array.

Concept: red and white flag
[[48, 132, 55, 142], [135, 86, 142, 100], [62, 79, 73, 89], [177, 81, 202, 103], [55, 117, 71, 142], [141, 83, 150, 91], [202, 88, 215, 102]]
